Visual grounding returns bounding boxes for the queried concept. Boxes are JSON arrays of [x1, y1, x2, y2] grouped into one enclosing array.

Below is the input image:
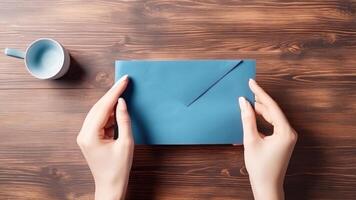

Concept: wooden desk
[[1, 0, 355, 199]]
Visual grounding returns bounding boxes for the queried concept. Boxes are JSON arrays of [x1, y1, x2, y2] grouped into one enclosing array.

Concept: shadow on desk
[[285, 129, 326, 200], [127, 146, 163, 200], [58, 56, 87, 84]]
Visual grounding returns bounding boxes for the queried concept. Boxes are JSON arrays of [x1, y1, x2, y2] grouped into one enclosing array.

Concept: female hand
[[77, 75, 134, 200], [239, 79, 298, 200]]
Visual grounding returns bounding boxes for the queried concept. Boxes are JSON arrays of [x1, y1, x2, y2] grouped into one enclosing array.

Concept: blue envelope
[[115, 60, 256, 145]]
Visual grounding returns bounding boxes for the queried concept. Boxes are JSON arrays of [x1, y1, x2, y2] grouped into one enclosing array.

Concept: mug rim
[[24, 38, 66, 79]]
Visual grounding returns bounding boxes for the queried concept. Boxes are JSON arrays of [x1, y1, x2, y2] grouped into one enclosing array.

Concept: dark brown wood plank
[[0, 0, 356, 199]]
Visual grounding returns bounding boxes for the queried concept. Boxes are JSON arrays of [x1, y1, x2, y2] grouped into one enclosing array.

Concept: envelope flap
[[181, 60, 243, 106], [115, 60, 244, 106]]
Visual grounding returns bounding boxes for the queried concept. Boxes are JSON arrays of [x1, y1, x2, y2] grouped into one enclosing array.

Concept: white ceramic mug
[[5, 38, 70, 79]]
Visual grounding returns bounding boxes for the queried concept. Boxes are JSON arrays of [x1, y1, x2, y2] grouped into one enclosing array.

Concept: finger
[[116, 98, 133, 143], [239, 97, 260, 143], [92, 75, 129, 128], [254, 102, 273, 124], [249, 79, 290, 132]]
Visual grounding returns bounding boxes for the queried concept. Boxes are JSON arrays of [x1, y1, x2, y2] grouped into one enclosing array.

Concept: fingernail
[[121, 74, 129, 82], [113, 75, 129, 87], [249, 78, 257, 85], [118, 98, 127, 111], [239, 97, 246, 113]]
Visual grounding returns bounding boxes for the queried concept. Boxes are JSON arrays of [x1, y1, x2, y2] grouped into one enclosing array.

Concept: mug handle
[[4, 48, 25, 59]]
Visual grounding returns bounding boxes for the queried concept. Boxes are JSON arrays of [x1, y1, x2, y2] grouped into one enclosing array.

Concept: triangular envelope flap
[[179, 60, 243, 106], [115, 60, 243, 106]]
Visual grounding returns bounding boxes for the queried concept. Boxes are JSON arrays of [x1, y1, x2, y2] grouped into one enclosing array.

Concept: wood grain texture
[[0, 0, 356, 199]]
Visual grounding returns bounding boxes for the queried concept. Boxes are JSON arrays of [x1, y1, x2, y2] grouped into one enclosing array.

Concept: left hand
[[77, 75, 134, 200]]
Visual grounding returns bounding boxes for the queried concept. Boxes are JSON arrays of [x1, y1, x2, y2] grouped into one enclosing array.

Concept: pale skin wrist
[[95, 182, 126, 200], [93, 161, 131, 200], [250, 180, 284, 200]]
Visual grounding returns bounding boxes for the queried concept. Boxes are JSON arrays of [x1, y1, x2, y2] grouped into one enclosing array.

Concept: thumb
[[116, 98, 133, 143], [239, 97, 260, 143]]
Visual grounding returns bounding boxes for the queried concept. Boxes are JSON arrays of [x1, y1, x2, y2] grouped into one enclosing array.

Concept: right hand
[[239, 79, 298, 200]]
